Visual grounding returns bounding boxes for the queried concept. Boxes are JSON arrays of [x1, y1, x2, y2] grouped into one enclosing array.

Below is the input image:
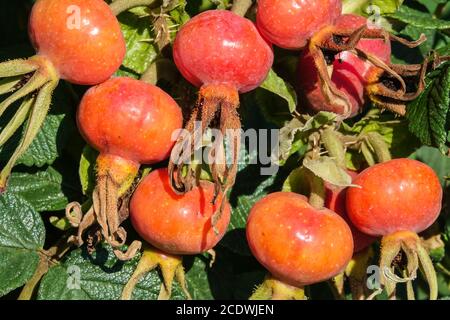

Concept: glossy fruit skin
[[130, 169, 231, 255], [247, 192, 353, 287], [347, 159, 443, 236], [77, 77, 182, 164], [173, 10, 273, 93], [325, 171, 376, 252], [29, 0, 125, 85], [298, 15, 391, 116], [256, 0, 342, 49]]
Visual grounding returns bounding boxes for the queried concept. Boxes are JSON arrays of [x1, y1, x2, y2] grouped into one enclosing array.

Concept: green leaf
[[386, 5, 450, 30], [7, 166, 69, 212], [407, 62, 450, 153], [119, 11, 158, 76], [37, 244, 209, 300], [303, 157, 354, 187], [283, 167, 309, 194], [259, 69, 297, 113], [343, 0, 404, 15], [0, 193, 45, 297], [184, 255, 214, 300], [79, 145, 98, 196]]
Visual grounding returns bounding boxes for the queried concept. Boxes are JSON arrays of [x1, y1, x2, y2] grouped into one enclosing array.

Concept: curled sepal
[[380, 231, 438, 300], [66, 154, 142, 261], [249, 275, 306, 300], [121, 246, 192, 300]]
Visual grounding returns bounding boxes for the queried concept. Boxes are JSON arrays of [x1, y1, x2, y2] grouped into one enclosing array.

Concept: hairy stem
[[17, 253, 49, 300], [140, 59, 178, 85], [110, 0, 158, 16], [231, 0, 253, 17]]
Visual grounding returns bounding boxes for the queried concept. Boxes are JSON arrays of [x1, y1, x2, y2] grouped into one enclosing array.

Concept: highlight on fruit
[[0, 0, 448, 303]]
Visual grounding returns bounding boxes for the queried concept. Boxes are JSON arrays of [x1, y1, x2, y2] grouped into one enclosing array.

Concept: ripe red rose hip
[[0, 0, 126, 190], [78, 78, 182, 164], [29, 0, 126, 85], [256, 0, 342, 49], [173, 10, 273, 93], [346, 159, 442, 236], [130, 169, 231, 255], [247, 192, 353, 287], [73, 77, 183, 260], [346, 158, 442, 299], [170, 10, 273, 208]]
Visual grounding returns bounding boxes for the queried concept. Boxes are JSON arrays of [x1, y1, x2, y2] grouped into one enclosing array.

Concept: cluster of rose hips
[[0, 0, 443, 300]]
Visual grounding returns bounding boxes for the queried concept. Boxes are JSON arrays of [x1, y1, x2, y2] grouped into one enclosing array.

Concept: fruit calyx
[[169, 83, 240, 230], [308, 21, 427, 118], [249, 275, 306, 300], [380, 230, 437, 300], [121, 245, 191, 300], [67, 154, 141, 261], [0, 55, 59, 191]]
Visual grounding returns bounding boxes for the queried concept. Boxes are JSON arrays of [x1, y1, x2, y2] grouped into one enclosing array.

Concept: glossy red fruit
[[173, 10, 273, 93], [29, 0, 125, 85], [77, 77, 182, 164], [247, 192, 353, 287], [325, 171, 376, 252], [346, 159, 443, 236], [298, 14, 392, 117], [130, 169, 231, 255], [256, 0, 342, 49]]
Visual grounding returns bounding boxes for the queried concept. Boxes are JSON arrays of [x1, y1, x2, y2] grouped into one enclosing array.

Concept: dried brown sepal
[[308, 23, 427, 118], [380, 231, 438, 300], [66, 155, 142, 261], [366, 57, 430, 116], [169, 84, 240, 231]]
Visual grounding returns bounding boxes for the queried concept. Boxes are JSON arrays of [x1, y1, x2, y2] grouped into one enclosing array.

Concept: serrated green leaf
[[386, 5, 450, 30], [260, 69, 297, 113], [407, 62, 450, 153], [0, 193, 45, 297], [7, 166, 69, 212], [37, 244, 209, 300]]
